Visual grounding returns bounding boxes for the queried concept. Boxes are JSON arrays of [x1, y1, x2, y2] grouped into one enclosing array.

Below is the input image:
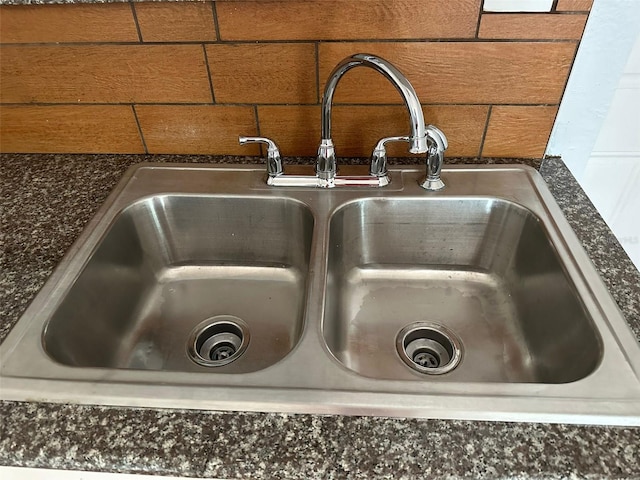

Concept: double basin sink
[[1, 164, 639, 424]]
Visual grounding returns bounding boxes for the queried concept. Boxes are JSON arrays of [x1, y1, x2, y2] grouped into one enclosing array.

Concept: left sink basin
[[44, 194, 314, 373]]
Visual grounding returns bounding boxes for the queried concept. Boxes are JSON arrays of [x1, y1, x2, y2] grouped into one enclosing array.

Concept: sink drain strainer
[[396, 323, 462, 375], [188, 316, 250, 367]]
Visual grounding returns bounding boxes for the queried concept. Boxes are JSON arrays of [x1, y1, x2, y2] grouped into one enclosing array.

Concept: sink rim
[[1, 163, 639, 426]]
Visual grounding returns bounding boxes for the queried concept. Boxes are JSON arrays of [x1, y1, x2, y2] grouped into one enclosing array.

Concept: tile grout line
[[129, 1, 143, 43], [131, 105, 149, 154], [315, 42, 321, 105], [0, 102, 562, 108], [475, 2, 483, 38], [481, 10, 589, 15], [201, 45, 217, 104], [211, 2, 222, 42], [0, 38, 582, 47], [253, 105, 262, 136], [478, 105, 493, 158], [253, 105, 264, 157]]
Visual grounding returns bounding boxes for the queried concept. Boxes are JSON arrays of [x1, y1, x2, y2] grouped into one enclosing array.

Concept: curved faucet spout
[[317, 54, 428, 180]]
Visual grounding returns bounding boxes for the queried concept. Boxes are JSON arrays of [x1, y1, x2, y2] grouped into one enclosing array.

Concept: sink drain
[[396, 323, 462, 375], [188, 316, 250, 367]]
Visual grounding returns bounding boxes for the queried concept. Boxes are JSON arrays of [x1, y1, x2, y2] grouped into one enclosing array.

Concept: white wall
[[547, 0, 640, 177], [547, 0, 640, 268]]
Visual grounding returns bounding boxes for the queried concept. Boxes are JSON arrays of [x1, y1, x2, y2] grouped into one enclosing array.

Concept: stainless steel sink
[[43, 195, 313, 373], [324, 198, 601, 383], [2, 164, 639, 425]]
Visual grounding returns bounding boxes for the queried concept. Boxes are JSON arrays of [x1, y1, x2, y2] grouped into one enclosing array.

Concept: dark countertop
[[1, 154, 639, 479]]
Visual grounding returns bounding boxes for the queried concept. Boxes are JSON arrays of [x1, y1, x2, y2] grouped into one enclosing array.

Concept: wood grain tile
[[319, 42, 576, 105], [206, 43, 316, 104], [0, 45, 212, 104], [135, 105, 259, 154], [478, 13, 587, 40], [0, 4, 139, 44], [416, 105, 489, 157], [257, 105, 488, 157], [0, 105, 144, 153], [134, 2, 216, 42], [556, 0, 593, 11], [257, 106, 321, 156], [482, 106, 559, 158], [216, 0, 479, 41]]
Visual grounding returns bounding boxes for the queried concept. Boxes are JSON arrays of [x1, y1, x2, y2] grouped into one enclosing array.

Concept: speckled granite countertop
[[1, 154, 639, 479]]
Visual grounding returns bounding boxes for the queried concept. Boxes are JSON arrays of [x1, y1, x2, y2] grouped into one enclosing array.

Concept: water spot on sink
[[128, 340, 163, 370]]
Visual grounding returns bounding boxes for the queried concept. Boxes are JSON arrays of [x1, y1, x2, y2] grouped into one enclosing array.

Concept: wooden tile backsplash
[[0, 0, 592, 158], [134, 2, 218, 42], [1, 45, 213, 103], [214, 0, 481, 40]]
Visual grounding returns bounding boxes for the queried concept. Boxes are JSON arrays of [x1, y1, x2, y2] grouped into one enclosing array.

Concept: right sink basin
[[324, 197, 601, 383]]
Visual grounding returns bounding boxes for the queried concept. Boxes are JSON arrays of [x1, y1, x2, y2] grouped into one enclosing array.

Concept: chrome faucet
[[317, 53, 428, 182], [239, 53, 447, 189]]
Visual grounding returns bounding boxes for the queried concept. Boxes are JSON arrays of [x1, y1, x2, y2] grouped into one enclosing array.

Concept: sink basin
[[324, 198, 601, 383], [43, 195, 313, 373], [2, 164, 639, 425]]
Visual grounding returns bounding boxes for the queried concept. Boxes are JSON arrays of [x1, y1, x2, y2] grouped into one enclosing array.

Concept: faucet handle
[[370, 135, 410, 177], [239, 136, 284, 178]]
